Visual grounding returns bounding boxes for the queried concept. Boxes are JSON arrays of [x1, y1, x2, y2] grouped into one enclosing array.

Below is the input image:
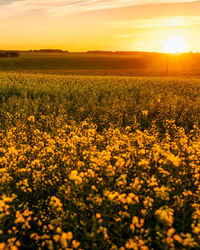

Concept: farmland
[[0, 52, 200, 76], [0, 52, 156, 74], [0, 72, 200, 249]]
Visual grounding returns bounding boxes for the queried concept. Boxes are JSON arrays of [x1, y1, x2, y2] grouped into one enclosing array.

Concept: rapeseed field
[[0, 73, 200, 249]]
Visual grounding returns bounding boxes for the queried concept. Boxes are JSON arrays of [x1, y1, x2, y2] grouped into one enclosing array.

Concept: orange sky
[[0, 0, 200, 52]]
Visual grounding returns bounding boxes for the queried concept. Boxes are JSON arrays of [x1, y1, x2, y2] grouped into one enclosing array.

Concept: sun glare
[[163, 36, 188, 53]]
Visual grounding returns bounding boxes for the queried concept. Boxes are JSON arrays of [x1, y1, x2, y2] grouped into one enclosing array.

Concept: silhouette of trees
[[0, 50, 20, 58]]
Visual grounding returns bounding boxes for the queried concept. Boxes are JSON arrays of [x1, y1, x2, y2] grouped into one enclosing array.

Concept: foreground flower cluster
[[0, 112, 200, 249]]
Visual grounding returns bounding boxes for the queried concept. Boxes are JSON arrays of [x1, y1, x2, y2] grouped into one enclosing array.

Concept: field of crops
[[0, 72, 200, 249], [1, 52, 200, 76]]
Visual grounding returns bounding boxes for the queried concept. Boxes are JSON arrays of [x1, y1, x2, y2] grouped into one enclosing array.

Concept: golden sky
[[0, 0, 200, 52]]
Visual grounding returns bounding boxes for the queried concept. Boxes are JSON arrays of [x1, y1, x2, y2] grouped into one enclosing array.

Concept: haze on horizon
[[0, 0, 200, 52]]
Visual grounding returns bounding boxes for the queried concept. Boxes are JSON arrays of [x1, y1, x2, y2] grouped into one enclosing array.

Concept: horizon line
[[0, 49, 199, 54]]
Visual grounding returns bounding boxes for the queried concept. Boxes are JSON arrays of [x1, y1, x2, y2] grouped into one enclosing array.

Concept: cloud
[[108, 16, 200, 29], [0, 0, 197, 19], [0, 0, 16, 5], [49, 0, 197, 17]]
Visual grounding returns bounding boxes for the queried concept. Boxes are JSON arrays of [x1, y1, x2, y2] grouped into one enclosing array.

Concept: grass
[[1, 52, 200, 76], [0, 52, 147, 72], [0, 72, 200, 249]]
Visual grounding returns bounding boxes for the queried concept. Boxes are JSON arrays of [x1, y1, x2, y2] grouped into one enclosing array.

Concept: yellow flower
[[72, 240, 80, 249], [167, 228, 175, 237], [62, 232, 73, 241], [37, 220, 42, 226], [10, 246, 18, 250], [15, 241, 21, 247], [193, 226, 200, 234], [48, 224, 54, 231], [0, 243, 6, 250], [142, 110, 148, 116], [125, 239, 137, 249], [173, 234, 183, 243], [96, 213, 101, 219], [141, 247, 149, 250], [27, 115, 35, 123], [69, 170, 78, 180], [56, 227, 62, 234], [60, 234, 67, 248], [155, 207, 174, 226], [69, 170, 82, 184], [53, 234, 60, 242]]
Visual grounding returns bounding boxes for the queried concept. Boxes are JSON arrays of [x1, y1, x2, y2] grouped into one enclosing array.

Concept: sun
[[163, 36, 188, 53]]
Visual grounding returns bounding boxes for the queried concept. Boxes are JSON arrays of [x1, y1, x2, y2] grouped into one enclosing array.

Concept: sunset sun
[[163, 36, 188, 53]]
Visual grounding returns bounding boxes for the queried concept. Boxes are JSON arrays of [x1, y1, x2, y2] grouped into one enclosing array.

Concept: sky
[[0, 0, 200, 52]]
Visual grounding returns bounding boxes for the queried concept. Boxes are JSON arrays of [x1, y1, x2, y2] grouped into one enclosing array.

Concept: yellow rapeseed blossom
[[96, 213, 101, 219], [0, 79, 200, 250], [27, 115, 35, 123], [72, 240, 80, 249], [69, 170, 82, 185], [142, 110, 148, 116], [155, 207, 174, 227], [0, 243, 6, 250], [173, 234, 183, 243]]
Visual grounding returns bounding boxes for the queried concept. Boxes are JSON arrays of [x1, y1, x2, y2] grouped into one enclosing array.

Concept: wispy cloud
[[0, 0, 197, 19], [50, 1, 197, 17], [109, 16, 200, 29]]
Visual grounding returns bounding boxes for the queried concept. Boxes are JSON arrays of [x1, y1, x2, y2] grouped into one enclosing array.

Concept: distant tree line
[[86, 51, 161, 57], [86, 50, 200, 56], [86, 50, 145, 55], [31, 49, 69, 53], [0, 50, 20, 58]]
